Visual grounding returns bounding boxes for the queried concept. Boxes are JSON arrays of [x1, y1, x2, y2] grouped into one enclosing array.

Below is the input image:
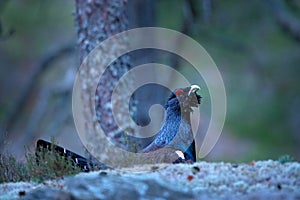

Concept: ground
[[1, 160, 299, 200]]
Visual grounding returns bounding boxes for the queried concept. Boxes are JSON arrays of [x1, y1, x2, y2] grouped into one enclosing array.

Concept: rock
[[24, 189, 73, 200], [24, 174, 194, 200], [2, 161, 300, 199]]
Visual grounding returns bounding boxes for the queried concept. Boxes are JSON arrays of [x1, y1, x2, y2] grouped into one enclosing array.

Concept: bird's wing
[[140, 141, 163, 153]]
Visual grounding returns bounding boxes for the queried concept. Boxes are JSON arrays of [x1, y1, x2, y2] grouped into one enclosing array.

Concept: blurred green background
[[0, 0, 299, 162]]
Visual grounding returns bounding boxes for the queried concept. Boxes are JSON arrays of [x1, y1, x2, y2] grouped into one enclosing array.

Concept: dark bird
[[141, 85, 201, 162], [36, 85, 201, 170]]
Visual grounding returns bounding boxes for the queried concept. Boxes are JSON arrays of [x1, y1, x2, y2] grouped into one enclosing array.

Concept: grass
[[0, 139, 83, 184], [278, 154, 295, 164], [0, 153, 29, 183]]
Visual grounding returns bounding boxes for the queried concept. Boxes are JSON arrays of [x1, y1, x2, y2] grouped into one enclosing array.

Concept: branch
[[4, 45, 75, 133], [268, 0, 300, 42], [0, 1, 15, 41]]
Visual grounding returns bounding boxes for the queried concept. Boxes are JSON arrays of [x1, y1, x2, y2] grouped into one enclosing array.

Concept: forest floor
[[0, 160, 299, 200]]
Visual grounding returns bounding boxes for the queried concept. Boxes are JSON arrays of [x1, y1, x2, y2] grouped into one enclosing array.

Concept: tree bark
[[75, 0, 136, 159]]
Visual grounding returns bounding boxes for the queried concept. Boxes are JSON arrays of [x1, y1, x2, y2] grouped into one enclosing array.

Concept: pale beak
[[188, 85, 201, 96]]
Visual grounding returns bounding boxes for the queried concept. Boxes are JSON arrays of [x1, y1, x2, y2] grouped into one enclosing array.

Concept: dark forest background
[[0, 0, 299, 162]]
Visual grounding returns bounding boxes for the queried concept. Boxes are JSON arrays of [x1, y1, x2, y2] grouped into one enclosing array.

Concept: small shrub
[[26, 139, 82, 182], [0, 153, 30, 183], [0, 138, 83, 184], [278, 154, 295, 164]]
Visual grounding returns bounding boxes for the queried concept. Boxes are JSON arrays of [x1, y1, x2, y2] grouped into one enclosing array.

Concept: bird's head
[[165, 85, 201, 113]]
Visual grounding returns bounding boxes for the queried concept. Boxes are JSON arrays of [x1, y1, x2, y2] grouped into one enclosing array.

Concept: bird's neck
[[164, 108, 192, 127], [168, 106, 191, 121]]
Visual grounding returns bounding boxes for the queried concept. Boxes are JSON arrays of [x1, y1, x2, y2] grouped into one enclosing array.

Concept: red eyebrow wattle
[[175, 89, 185, 96]]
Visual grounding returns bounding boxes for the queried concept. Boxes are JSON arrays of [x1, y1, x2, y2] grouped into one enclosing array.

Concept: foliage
[[278, 154, 295, 164], [0, 139, 82, 184], [26, 140, 82, 183], [0, 153, 29, 183], [0, 0, 299, 163]]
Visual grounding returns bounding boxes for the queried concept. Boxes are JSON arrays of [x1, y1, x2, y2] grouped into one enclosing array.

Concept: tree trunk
[[75, 0, 136, 160]]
